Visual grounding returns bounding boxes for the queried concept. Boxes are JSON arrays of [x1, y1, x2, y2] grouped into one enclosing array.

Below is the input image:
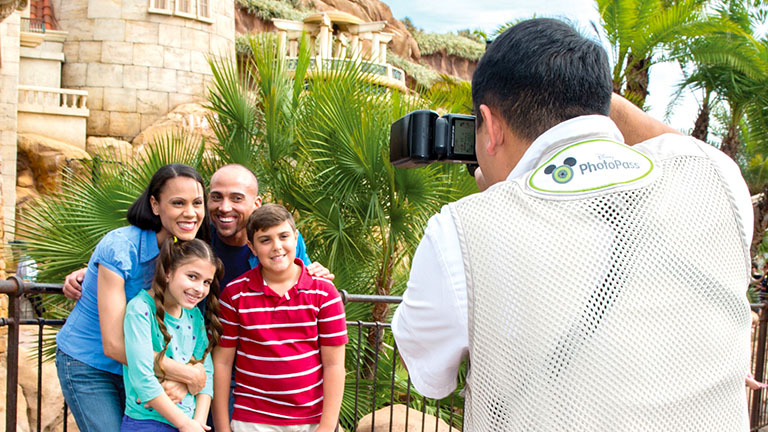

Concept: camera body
[[390, 110, 477, 168]]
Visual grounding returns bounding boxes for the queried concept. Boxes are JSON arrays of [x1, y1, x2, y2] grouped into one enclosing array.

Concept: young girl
[[121, 239, 224, 432]]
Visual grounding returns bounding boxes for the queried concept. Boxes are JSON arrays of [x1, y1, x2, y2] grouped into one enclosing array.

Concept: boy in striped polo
[[212, 204, 348, 432]]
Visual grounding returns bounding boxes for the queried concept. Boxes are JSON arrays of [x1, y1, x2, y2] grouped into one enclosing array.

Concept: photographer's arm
[[392, 208, 468, 399], [609, 93, 679, 145]]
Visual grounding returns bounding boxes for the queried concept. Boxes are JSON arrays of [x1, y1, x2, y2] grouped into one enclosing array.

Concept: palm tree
[[597, 0, 745, 107]]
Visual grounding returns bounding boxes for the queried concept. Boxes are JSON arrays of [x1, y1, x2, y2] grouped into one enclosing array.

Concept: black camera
[[389, 110, 477, 168]]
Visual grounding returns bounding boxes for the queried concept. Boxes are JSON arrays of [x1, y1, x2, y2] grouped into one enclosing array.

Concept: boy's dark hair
[[246, 203, 297, 241], [472, 18, 612, 142], [127, 163, 210, 242]]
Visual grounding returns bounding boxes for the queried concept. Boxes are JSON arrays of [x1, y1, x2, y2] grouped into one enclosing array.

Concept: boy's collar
[[249, 259, 307, 297]]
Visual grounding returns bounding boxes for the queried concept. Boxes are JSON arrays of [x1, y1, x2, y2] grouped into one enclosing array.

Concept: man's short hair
[[472, 18, 612, 142], [246, 203, 297, 241]]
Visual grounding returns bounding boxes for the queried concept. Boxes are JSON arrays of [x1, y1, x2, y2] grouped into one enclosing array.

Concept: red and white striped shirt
[[219, 260, 348, 425]]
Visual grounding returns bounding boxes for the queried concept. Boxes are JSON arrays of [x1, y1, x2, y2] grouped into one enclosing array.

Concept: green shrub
[[236, 0, 311, 21], [412, 31, 486, 61]]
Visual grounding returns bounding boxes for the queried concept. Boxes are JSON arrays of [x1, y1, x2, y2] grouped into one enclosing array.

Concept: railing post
[[752, 301, 768, 428], [6, 276, 23, 431]]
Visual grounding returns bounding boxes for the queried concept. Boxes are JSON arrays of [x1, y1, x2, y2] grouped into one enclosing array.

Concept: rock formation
[[356, 404, 455, 432], [131, 103, 217, 150]]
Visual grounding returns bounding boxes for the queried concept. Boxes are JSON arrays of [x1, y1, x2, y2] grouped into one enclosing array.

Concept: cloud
[[387, 0, 600, 34]]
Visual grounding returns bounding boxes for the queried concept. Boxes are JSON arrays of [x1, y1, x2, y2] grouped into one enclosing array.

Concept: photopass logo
[[544, 157, 577, 184], [578, 158, 641, 175]]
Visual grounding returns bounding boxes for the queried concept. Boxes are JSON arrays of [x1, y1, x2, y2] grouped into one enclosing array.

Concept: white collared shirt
[[391, 115, 754, 399]]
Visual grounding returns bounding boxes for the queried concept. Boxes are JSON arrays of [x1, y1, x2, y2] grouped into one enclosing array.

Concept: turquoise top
[[123, 290, 213, 425], [57, 225, 160, 375]]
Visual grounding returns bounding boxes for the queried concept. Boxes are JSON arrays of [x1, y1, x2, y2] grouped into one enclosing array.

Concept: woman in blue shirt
[[56, 164, 211, 432]]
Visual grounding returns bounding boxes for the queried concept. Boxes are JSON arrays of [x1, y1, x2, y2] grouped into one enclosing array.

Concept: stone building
[[55, 0, 235, 139], [0, 0, 236, 243]]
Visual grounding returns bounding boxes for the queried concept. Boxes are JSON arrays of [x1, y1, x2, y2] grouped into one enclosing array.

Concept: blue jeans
[[56, 348, 126, 432]]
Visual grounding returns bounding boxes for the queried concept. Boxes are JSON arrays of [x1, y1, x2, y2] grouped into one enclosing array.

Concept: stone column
[[350, 34, 360, 61], [317, 13, 330, 64], [0, 9, 20, 243], [277, 30, 287, 58], [370, 32, 380, 63]]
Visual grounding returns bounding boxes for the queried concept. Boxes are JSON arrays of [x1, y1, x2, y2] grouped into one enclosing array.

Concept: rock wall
[[54, 0, 236, 141], [420, 52, 476, 82]]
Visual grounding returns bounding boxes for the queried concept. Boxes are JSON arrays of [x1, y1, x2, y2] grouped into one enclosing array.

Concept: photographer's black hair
[[472, 18, 612, 142], [126, 163, 210, 242]]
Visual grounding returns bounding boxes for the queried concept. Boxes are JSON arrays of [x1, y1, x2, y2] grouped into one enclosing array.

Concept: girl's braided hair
[[152, 238, 224, 378]]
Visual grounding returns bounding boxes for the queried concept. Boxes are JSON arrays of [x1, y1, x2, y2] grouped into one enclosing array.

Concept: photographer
[[392, 18, 754, 430]]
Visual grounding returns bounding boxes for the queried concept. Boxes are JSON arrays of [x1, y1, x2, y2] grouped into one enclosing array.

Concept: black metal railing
[[751, 301, 768, 430], [0, 278, 463, 432], [4, 277, 768, 431], [20, 17, 45, 34]]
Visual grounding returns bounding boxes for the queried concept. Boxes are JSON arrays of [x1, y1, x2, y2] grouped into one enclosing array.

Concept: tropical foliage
[[597, 0, 747, 107]]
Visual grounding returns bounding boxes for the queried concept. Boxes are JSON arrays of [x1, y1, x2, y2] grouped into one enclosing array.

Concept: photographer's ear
[[478, 104, 505, 156]]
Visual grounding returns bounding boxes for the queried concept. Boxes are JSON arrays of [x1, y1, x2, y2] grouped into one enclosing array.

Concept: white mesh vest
[[450, 138, 751, 431]]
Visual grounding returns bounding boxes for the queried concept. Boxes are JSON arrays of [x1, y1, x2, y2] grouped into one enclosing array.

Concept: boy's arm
[[317, 345, 345, 432], [212, 346, 236, 432]]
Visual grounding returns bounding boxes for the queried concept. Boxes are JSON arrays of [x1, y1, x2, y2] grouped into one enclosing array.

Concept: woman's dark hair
[[126, 164, 210, 242], [151, 238, 224, 379]]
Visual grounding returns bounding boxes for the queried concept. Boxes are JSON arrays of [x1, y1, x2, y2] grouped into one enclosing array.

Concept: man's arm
[[317, 345, 345, 432], [212, 346, 236, 432], [392, 208, 469, 399], [63, 267, 87, 300], [609, 93, 679, 145]]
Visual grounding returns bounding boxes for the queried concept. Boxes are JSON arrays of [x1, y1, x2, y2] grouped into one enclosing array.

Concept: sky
[[384, 0, 699, 132]]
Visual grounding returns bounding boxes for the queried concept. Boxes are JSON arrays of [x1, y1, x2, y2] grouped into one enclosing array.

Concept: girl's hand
[[179, 418, 210, 432], [187, 362, 206, 395], [161, 379, 189, 404]]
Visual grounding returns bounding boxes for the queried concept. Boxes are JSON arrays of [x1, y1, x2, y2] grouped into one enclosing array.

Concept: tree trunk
[[691, 95, 710, 142], [363, 248, 395, 379], [751, 185, 768, 259], [624, 54, 651, 108], [720, 120, 741, 160]]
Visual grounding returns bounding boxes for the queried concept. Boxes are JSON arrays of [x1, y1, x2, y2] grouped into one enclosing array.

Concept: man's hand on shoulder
[[62, 267, 87, 300], [307, 262, 335, 281]]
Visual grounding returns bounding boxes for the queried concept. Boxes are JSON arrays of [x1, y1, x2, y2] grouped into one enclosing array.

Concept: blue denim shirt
[[56, 225, 159, 375]]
